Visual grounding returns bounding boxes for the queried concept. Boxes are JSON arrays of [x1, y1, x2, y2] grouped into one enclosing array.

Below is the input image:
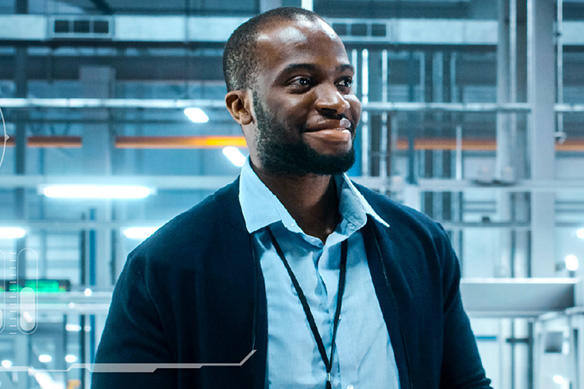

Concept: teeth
[[340, 118, 351, 129]]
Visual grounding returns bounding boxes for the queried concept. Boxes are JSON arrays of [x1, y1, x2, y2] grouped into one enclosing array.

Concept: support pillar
[[80, 66, 115, 385], [14, 0, 27, 282], [259, 0, 282, 12], [527, 0, 556, 277]]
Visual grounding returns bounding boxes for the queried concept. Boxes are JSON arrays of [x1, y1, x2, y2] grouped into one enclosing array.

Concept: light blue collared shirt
[[238, 159, 400, 389]]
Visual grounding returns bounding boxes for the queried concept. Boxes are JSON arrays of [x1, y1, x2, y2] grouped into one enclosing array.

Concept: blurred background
[[0, 0, 583, 388]]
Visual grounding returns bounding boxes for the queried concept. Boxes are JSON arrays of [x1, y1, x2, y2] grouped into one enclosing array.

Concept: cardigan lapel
[[214, 178, 268, 389], [362, 217, 411, 389]]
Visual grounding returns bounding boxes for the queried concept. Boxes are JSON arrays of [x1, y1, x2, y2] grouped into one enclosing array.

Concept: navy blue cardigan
[[92, 179, 491, 389]]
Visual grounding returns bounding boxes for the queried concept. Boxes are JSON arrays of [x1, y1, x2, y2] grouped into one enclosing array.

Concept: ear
[[225, 90, 253, 125]]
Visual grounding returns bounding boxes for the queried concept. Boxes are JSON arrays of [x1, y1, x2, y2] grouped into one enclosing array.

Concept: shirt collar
[[238, 158, 389, 234]]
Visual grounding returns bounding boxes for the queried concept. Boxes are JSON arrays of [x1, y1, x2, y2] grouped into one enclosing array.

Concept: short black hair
[[222, 7, 323, 92]]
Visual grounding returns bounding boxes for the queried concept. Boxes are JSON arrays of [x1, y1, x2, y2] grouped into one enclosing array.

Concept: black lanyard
[[267, 227, 348, 389]]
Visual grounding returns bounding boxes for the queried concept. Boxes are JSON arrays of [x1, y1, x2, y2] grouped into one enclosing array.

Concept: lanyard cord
[[267, 227, 348, 389]]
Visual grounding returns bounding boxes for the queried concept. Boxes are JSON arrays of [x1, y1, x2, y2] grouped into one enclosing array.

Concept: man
[[92, 7, 491, 389]]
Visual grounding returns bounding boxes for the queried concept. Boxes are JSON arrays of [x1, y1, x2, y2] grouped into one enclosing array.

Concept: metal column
[[80, 66, 115, 387], [13, 2, 29, 386], [259, 0, 282, 12], [14, 0, 27, 286], [527, 0, 556, 277]]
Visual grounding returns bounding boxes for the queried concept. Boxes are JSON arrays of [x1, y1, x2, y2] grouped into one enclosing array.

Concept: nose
[[314, 83, 351, 118]]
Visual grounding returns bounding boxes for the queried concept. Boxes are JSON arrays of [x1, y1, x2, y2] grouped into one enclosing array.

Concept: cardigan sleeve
[[437, 224, 493, 389], [91, 251, 177, 388]]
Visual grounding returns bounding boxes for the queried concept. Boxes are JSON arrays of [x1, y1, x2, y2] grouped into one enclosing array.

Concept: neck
[[251, 161, 340, 242]]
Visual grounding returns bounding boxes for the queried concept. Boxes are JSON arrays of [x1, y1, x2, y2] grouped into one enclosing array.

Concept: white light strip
[[40, 185, 154, 199], [0, 227, 26, 239], [553, 374, 566, 385], [222, 146, 246, 167], [122, 226, 159, 240], [38, 354, 52, 363], [184, 107, 209, 123], [65, 324, 81, 332], [301, 0, 313, 10]]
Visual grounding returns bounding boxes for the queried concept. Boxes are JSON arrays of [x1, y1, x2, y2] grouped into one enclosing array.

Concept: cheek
[[347, 97, 362, 125], [269, 95, 312, 127]]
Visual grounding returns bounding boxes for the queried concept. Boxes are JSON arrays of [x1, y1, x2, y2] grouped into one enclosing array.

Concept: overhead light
[[0, 227, 26, 239], [40, 185, 154, 199], [65, 324, 81, 332], [577, 228, 584, 240], [184, 107, 209, 123], [122, 226, 159, 240], [1, 360, 12, 368], [553, 375, 566, 385], [565, 254, 579, 272], [222, 146, 246, 167], [83, 288, 93, 297], [38, 354, 52, 363], [65, 354, 77, 363]]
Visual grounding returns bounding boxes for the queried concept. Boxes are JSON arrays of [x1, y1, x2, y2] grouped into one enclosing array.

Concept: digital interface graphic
[[0, 250, 255, 377], [0, 249, 39, 335]]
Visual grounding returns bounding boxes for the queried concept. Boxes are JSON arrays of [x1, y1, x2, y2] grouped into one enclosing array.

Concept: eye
[[337, 77, 353, 91], [288, 76, 313, 89]]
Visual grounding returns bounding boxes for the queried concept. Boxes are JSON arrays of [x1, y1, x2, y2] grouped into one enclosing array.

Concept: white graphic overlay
[[0, 350, 256, 374], [1, 249, 39, 335]]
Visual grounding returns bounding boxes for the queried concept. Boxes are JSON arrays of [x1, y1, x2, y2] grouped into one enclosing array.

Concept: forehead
[[255, 17, 350, 74]]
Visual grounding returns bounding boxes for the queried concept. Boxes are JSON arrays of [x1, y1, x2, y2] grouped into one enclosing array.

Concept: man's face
[[248, 17, 362, 175]]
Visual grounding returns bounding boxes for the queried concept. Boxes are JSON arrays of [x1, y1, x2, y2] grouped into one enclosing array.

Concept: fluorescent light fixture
[[0, 227, 26, 239], [65, 354, 77, 363], [577, 228, 584, 240], [38, 354, 52, 363], [65, 324, 81, 332], [184, 107, 209, 123], [553, 375, 566, 385], [565, 254, 579, 272], [1, 360, 12, 368], [40, 185, 154, 199], [122, 226, 159, 240], [222, 146, 246, 167]]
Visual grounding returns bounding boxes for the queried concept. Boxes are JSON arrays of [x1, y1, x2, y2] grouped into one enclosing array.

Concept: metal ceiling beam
[[1, 15, 584, 46], [3, 135, 584, 152], [6, 97, 584, 113], [89, 0, 114, 14], [2, 175, 584, 193], [0, 98, 532, 112]]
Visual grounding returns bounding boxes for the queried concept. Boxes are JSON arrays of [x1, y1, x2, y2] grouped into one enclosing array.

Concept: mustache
[[301, 113, 356, 133]]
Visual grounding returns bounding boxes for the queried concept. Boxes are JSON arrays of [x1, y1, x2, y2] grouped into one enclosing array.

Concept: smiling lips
[[303, 117, 353, 143]]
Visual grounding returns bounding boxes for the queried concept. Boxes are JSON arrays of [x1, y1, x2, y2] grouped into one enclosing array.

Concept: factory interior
[[1, 0, 584, 388]]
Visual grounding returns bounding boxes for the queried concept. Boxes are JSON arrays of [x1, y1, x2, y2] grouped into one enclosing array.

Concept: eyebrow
[[279, 63, 355, 75]]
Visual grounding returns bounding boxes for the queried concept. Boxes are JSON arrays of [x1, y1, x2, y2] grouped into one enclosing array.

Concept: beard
[[252, 92, 355, 176]]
